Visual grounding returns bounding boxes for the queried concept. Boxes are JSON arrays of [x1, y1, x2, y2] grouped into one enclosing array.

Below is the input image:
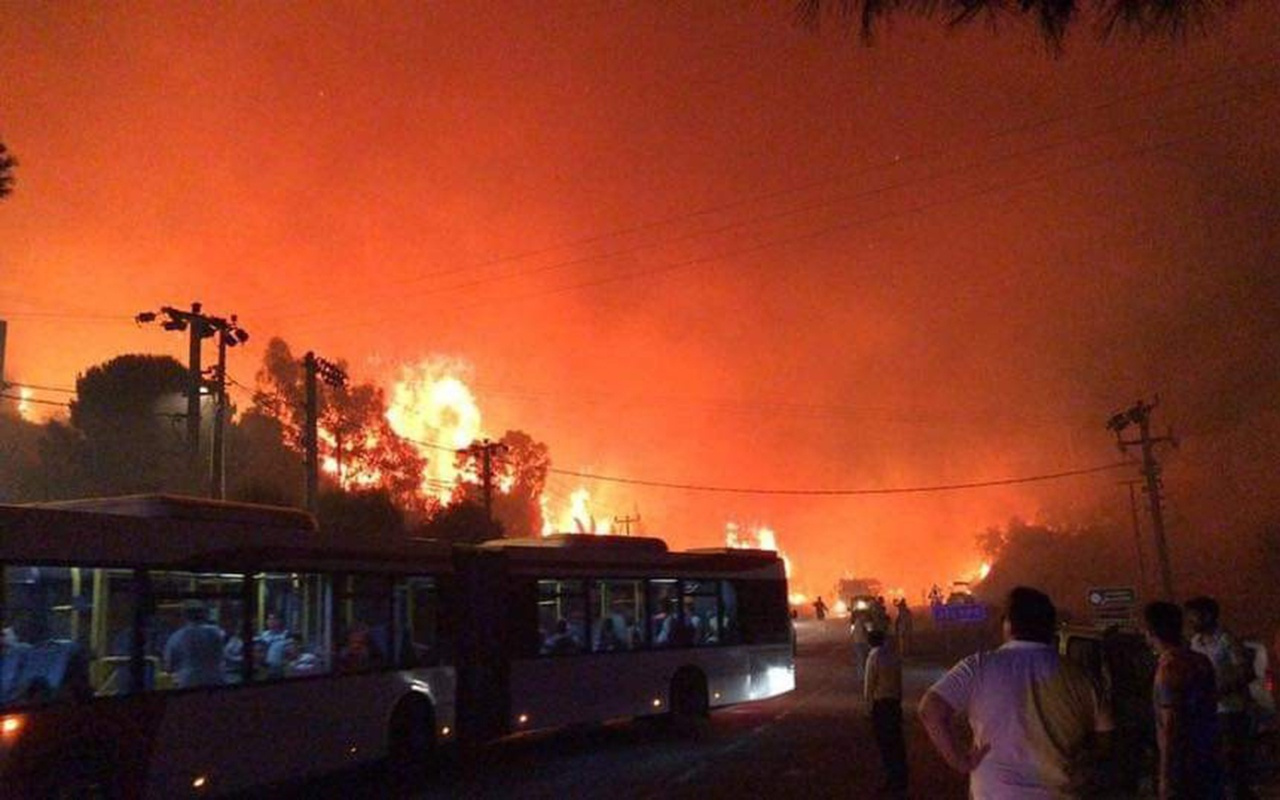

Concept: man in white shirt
[[865, 628, 908, 793], [918, 586, 1112, 799], [1186, 595, 1256, 799]]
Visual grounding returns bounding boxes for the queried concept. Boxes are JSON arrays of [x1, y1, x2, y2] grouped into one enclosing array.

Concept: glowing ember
[[386, 358, 484, 502], [725, 522, 792, 577]]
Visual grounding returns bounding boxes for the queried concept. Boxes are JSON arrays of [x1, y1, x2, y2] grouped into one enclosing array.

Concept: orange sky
[[3, 2, 1279, 600]]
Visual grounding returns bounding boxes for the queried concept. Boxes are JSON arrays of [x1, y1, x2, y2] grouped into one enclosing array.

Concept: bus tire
[[668, 667, 709, 735], [387, 695, 437, 786]]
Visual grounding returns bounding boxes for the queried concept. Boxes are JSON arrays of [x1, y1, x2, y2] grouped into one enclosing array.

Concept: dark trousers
[[1221, 711, 1257, 799], [871, 698, 908, 791]]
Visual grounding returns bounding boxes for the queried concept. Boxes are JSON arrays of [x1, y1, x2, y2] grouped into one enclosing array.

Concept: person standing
[[163, 601, 225, 688], [1186, 595, 1257, 799], [865, 628, 908, 794], [1143, 601, 1218, 799], [851, 613, 871, 679], [893, 598, 914, 657], [813, 596, 828, 621], [919, 586, 1113, 799]]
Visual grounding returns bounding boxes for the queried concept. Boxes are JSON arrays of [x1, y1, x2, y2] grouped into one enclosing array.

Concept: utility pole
[[137, 303, 247, 496], [1120, 479, 1148, 592], [302, 351, 346, 516], [459, 439, 507, 527], [613, 514, 641, 535], [1107, 399, 1177, 599]]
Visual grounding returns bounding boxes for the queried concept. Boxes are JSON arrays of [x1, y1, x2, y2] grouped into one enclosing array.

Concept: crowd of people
[[847, 585, 1266, 798]]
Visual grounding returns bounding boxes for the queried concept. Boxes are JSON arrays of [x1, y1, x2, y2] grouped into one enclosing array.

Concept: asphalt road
[[272, 619, 968, 799]]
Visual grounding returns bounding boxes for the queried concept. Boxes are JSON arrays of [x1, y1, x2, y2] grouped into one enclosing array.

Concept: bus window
[[589, 579, 644, 652], [336, 575, 392, 673], [538, 579, 586, 656], [648, 579, 681, 648], [720, 580, 741, 645], [682, 580, 721, 646], [731, 579, 791, 645], [395, 577, 442, 668], [254, 573, 331, 680], [1, 565, 101, 706], [149, 571, 245, 690]]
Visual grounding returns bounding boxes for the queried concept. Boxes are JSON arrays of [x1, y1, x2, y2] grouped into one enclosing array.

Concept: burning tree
[[251, 337, 427, 513], [452, 429, 550, 539]]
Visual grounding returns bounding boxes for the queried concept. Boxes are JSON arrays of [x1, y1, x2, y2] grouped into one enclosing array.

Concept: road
[[273, 619, 968, 799]]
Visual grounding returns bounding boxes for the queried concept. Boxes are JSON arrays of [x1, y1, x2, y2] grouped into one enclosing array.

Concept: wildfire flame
[[976, 561, 992, 582], [725, 522, 792, 578], [542, 487, 613, 535], [386, 358, 484, 502], [17, 387, 32, 422]]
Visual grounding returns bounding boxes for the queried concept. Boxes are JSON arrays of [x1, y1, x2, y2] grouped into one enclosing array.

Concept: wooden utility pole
[[460, 439, 508, 526], [613, 514, 641, 535], [1120, 480, 1148, 591], [1107, 399, 1177, 599], [302, 351, 347, 516]]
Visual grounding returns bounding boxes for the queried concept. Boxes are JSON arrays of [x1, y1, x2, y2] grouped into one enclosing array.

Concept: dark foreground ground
[[264, 619, 1280, 799]]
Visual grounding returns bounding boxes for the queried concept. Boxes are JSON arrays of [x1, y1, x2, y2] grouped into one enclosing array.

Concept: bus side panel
[[506, 647, 767, 731], [143, 670, 454, 798]]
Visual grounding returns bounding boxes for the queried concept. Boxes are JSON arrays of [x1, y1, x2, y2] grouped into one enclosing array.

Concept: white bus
[[453, 534, 795, 743], [0, 495, 455, 797], [0, 496, 794, 796]]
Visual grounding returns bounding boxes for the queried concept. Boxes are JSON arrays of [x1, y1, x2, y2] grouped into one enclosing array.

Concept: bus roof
[[0, 496, 453, 573], [476, 535, 783, 577], [31, 493, 318, 532]]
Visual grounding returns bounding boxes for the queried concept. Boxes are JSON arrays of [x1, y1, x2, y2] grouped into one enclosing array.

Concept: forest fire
[[725, 522, 792, 578], [386, 358, 483, 502], [542, 487, 613, 535]]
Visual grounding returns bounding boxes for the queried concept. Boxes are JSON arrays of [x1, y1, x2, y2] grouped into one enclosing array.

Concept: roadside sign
[[932, 603, 989, 625], [1087, 587, 1137, 621]]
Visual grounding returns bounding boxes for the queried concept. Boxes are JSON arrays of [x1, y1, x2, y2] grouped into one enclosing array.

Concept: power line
[[4, 382, 76, 394], [0, 393, 70, 408], [545, 461, 1133, 496]]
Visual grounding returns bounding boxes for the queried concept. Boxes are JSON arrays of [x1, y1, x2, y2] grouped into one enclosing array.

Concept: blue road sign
[[932, 603, 989, 625]]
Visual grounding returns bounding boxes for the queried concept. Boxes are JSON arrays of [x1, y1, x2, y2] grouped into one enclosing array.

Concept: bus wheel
[[387, 696, 437, 786], [669, 668, 709, 735]]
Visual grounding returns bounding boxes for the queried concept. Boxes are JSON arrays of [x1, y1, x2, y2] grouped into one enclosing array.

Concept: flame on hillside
[[542, 487, 613, 535], [386, 358, 484, 502], [725, 522, 792, 578]]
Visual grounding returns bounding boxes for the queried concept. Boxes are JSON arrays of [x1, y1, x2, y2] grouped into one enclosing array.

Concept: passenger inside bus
[[163, 600, 225, 688], [542, 619, 582, 655], [4, 613, 92, 704]]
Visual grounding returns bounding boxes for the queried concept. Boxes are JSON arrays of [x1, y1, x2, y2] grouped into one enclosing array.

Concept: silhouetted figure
[[1186, 595, 1256, 799], [893, 598, 913, 657], [1144, 601, 1218, 800], [865, 629, 908, 794], [919, 586, 1112, 798], [813, 596, 828, 621]]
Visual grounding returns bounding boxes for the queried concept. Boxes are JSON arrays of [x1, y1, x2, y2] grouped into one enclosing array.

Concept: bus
[[454, 534, 795, 743], [0, 495, 455, 797], [0, 495, 794, 796]]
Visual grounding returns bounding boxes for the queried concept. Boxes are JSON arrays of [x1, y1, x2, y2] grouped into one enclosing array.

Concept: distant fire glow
[[726, 522, 792, 578], [543, 487, 613, 535], [386, 358, 483, 502], [17, 387, 32, 421]]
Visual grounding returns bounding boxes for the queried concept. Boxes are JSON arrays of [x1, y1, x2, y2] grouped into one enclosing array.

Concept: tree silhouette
[[451, 429, 550, 539], [41, 354, 194, 496], [796, 0, 1226, 48], [0, 141, 15, 199]]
